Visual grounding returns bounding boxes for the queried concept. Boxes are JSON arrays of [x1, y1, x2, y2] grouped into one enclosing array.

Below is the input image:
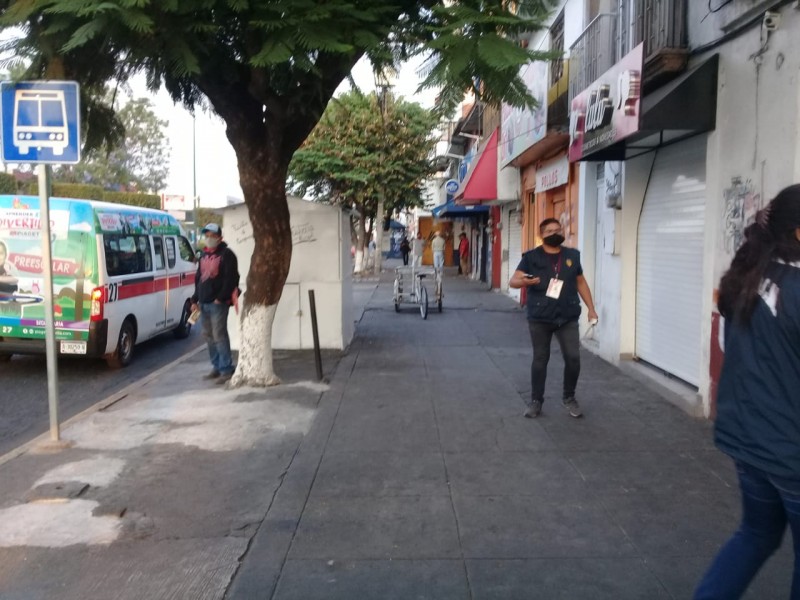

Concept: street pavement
[[0, 262, 793, 599]]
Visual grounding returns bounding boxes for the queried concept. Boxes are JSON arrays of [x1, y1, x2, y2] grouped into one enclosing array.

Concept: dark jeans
[[528, 320, 580, 405], [401, 251, 409, 266], [200, 302, 234, 375], [695, 461, 800, 599]]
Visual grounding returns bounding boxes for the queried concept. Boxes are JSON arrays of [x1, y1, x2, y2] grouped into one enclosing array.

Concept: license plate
[[60, 341, 87, 355]]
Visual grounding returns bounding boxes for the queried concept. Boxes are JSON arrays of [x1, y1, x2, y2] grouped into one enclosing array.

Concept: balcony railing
[[569, 0, 687, 101], [568, 13, 617, 104], [620, 0, 687, 58]]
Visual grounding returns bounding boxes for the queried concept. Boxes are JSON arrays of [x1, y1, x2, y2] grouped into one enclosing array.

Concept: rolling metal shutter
[[508, 209, 523, 301], [635, 136, 707, 387]]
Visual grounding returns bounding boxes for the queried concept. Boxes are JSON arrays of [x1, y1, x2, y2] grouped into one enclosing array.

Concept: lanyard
[[550, 253, 562, 279]]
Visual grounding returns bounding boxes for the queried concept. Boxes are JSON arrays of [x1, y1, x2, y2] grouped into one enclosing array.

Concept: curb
[[0, 345, 206, 468]]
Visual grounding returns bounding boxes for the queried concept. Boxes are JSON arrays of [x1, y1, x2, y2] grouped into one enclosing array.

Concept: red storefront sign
[[568, 43, 644, 162]]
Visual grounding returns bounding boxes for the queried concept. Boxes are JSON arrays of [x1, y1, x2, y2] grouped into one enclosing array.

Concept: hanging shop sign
[[568, 43, 643, 162]]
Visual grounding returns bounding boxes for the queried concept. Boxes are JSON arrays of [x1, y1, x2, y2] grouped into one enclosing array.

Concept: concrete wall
[[223, 197, 354, 351]]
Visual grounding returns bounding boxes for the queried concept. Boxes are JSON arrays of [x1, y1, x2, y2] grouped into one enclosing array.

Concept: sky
[[150, 55, 439, 209]]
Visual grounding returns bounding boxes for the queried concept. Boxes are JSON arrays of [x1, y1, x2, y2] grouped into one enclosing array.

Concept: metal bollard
[[308, 289, 324, 381]]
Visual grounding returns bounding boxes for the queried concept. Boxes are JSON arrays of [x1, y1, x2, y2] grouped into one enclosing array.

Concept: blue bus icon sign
[[1, 81, 81, 164]]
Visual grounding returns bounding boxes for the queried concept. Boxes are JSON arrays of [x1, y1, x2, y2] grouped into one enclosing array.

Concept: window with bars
[[550, 11, 565, 87]]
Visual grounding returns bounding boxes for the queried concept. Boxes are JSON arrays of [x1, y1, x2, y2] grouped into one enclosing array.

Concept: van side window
[[153, 237, 166, 271], [165, 238, 177, 269], [104, 234, 153, 276], [177, 236, 195, 262]]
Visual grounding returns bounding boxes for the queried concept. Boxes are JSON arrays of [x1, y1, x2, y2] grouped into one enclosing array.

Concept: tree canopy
[[55, 97, 170, 193], [289, 90, 438, 221]]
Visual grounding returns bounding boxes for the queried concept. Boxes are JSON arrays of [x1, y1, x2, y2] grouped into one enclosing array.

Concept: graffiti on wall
[[722, 177, 762, 256]]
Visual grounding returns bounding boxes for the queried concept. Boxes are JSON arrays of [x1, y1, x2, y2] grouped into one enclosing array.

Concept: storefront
[[569, 41, 719, 404], [453, 129, 500, 284]]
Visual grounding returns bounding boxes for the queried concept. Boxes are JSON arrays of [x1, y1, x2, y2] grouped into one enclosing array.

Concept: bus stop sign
[[0, 81, 81, 164]]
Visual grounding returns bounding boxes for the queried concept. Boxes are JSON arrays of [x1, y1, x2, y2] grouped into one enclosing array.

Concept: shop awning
[[576, 54, 719, 162], [431, 200, 489, 218], [455, 129, 498, 205]]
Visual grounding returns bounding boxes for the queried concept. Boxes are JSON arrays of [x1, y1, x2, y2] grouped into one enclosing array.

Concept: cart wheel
[[394, 302, 400, 313], [438, 300, 442, 313], [420, 286, 428, 320]]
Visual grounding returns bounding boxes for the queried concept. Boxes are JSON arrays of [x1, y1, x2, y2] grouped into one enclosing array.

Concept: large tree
[[289, 90, 437, 272], [56, 97, 170, 192], [0, 0, 555, 386]]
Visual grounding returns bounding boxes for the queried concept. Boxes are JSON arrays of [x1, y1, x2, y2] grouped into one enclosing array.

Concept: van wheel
[[106, 320, 135, 368], [173, 302, 192, 339], [0, 352, 12, 362]]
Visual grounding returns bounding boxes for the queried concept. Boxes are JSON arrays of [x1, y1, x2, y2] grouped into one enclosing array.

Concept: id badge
[[546, 278, 564, 299]]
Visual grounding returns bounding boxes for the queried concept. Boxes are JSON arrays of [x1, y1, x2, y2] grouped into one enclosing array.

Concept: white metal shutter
[[635, 136, 707, 386], [508, 209, 523, 301]]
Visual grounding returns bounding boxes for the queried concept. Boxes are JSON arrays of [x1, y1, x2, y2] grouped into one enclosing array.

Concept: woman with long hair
[[695, 184, 800, 599]]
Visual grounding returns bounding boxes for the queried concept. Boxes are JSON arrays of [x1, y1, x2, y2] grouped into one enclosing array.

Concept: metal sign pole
[[38, 164, 60, 441]]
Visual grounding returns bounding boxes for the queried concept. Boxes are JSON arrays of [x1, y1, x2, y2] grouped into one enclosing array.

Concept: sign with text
[[568, 44, 643, 162], [536, 154, 569, 192], [161, 194, 189, 211], [500, 60, 548, 166]]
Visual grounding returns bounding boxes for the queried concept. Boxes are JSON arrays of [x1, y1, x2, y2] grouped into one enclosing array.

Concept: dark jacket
[[714, 260, 800, 479], [192, 242, 240, 305], [517, 246, 583, 323]]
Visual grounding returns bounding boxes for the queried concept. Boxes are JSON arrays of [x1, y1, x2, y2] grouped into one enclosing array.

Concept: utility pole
[[373, 68, 395, 276]]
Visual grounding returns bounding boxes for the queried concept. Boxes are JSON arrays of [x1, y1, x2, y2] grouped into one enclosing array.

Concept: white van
[[0, 196, 197, 367]]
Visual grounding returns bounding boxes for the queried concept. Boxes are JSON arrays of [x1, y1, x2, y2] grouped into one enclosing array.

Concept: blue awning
[[431, 200, 489, 218]]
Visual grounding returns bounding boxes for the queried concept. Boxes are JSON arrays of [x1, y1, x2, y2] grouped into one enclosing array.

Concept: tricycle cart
[[393, 265, 443, 319]]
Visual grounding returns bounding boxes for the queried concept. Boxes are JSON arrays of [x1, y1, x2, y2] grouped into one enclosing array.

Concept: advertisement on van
[[0, 195, 97, 343]]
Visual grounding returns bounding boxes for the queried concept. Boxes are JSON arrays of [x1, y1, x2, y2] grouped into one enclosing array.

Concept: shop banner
[[500, 60, 548, 166], [536, 154, 569, 192], [569, 43, 643, 162]]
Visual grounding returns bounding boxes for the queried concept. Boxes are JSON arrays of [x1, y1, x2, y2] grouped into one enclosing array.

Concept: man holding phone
[[510, 218, 598, 419]]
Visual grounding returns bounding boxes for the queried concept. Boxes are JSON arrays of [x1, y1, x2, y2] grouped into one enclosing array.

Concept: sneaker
[[563, 398, 583, 418], [524, 400, 542, 418], [203, 370, 221, 380], [216, 372, 233, 384]]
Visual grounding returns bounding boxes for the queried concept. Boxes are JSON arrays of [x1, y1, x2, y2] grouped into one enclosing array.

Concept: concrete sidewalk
[[0, 273, 792, 599]]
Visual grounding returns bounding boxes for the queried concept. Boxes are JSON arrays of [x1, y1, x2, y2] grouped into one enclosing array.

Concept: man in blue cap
[[191, 223, 240, 383]]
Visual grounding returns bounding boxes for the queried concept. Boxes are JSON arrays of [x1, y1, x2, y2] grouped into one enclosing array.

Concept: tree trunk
[[353, 212, 367, 274], [228, 146, 291, 388], [373, 200, 384, 276]]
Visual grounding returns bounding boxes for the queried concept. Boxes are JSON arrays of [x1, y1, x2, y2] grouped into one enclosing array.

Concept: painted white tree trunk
[[354, 248, 365, 273], [230, 303, 280, 387]]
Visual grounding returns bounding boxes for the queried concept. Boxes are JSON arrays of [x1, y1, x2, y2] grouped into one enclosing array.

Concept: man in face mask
[[509, 218, 598, 419], [191, 223, 240, 384]]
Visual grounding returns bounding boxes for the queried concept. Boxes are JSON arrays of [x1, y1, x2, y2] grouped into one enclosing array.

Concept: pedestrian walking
[[431, 230, 446, 271], [412, 231, 425, 267], [509, 218, 598, 418], [458, 232, 470, 277], [694, 185, 800, 600], [191, 223, 240, 384], [400, 234, 411, 266]]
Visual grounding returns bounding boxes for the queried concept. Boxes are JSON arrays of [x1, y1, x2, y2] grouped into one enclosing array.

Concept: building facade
[[490, 0, 800, 417], [572, 0, 800, 416]]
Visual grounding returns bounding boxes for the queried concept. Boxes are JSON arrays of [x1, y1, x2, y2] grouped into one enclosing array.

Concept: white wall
[[700, 11, 800, 282], [224, 197, 354, 351]]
